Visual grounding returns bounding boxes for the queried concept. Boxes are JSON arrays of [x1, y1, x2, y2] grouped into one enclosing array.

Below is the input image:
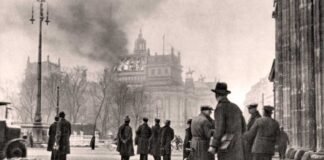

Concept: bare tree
[[112, 82, 130, 128], [129, 87, 151, 129], [19, 75, 37, 123]]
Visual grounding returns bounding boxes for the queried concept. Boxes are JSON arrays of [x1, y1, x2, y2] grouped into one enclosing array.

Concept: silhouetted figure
[[160, 120, 174, 160], [29, 132, 34, 148], [149, 118, 161, 160], [136, 117, 152, 160], [55, 111, 72, 160], [244, 106, 280, 160], [278, 127, 289, 160], [191, 106, 215, 160], [208, 82, 246, 160], [48, 116, 59, 160], [183, 119, 192, 160], [90, 136, 95, 150], [117, 116, 135, 160]]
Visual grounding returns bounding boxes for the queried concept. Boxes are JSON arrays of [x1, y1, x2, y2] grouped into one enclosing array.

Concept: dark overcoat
[[160, 125, 174, 156], [277, 130, 289, 155], [136, 123, 152, 154], [55, 118, 71, 155], [117, 124, 135, 157], [210, 97, 246, 160], [191, 113, 215, 160], [183, 127, 192, 159], [47, 121, 57, 151], [149, 124, 161, 156], [244, 116, 280, 157], [244, 111, 261, 160]]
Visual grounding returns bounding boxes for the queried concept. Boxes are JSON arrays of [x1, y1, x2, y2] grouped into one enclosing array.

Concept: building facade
[[271, 0, 324, 157], [114, 30, 216, 134]]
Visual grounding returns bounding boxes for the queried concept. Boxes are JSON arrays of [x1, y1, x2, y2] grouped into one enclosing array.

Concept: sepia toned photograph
[[0, 0, 323, 160]]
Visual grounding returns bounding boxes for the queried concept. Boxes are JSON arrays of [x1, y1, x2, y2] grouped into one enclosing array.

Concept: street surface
[[26, 147, 184, 160]]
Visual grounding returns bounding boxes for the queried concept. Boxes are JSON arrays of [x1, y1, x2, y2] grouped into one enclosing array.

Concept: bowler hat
[[187, 119, 192, 124], [211, 82, 231, 95], [247, 103, 258, 109], [200, 105, 213, 111], [59, 111, 65, 118], [143, 117, 148, 122], [155, 118, 160, 123], [263, 105, 275, 112]]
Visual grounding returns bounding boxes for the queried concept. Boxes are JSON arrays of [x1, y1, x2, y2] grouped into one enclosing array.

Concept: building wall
[[273, 0, 324, 153]]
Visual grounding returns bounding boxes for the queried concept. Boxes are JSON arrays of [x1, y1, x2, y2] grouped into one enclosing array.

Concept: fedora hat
[[211, 82, 231, 95], [247, 103, 258, 109]]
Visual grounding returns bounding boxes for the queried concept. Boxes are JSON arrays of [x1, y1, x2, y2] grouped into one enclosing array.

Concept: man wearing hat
[[244, 105, 280, 160], [149, 118, 162, 160], [191, 106, 215, 160], [183, 119, 192, 160], [117, 116, 135, 160], [55, 111, 71, 160], [244, 103, 261, 160], [160, 120, 174, 160], [208, 82, 246, 160], [136, 117, 152, 160]]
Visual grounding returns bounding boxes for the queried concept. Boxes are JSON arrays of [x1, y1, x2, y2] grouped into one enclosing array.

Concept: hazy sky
[[0, 0, 275, 107]]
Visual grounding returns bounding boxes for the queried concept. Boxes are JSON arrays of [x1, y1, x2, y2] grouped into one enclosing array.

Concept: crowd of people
[[116, 82, 290, 160]]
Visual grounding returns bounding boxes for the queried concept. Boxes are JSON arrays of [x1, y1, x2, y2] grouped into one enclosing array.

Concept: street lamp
[[30, 0, 50, 124]]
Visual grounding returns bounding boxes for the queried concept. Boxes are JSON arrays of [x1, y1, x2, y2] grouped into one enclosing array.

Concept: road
[[26, 147, 184, 160]]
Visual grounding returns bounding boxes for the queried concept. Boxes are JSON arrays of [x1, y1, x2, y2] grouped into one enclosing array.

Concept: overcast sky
[[0, 0, 275, 107]]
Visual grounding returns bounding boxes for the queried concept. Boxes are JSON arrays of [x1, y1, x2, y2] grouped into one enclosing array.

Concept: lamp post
[[29, 0, 50, 145], [30, 0, 50, 124]]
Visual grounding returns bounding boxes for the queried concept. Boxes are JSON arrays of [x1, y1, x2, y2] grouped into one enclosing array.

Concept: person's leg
[[140, 154, 144, 160]]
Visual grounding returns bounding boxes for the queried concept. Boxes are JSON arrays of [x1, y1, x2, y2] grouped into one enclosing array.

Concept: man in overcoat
[[244, 103, 261, 160], [208, 82, 246, 160], [244, 106, 280, 160], [55, 111, 71, 160], [149, 118, 161, 160], [160, 120, 174, 160], [117, 116, 135, 160], [191, 106, 215, 160], [136, 117, 152, 160], [47, 116, 59, 160], [183, 119, 192, 160]]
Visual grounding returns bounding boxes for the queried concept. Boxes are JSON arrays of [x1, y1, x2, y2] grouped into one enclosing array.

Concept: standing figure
[[160, 120, 174, 160], [244, 103, 261, 160], [149, 118, 162, 160], [277, 127, 289, 160], [90, 135, 95, 150], [29, 132, 34, 148], [244, 106, 280, 160], [117, 116, 135, 160], [183, 119, 192, 160], [208, 82, 246, 160], [47, 116, 59, 160], [55, 111, 72, 160], [136, 117, 152, 160], [191, 106, 215, 160]]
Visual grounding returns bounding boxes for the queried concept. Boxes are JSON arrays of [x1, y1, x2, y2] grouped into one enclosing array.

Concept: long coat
[[149, 124, 161, 156], [183, 127, 192, 159], [47, 121, 57, 151], [277, 130, 289, 154], [117, 124, 135, 157], [136, 123, 152, 154], [210, 97, 246, 160], [244, 116, 280, 158], [190, 113, 215, 160], [160, 125, 174, 156], [55, 118, 71, 155], [244, 111, 261, 160]]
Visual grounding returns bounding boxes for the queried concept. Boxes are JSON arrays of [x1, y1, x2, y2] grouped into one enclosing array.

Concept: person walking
[[160, 120, 174, 160], [149, 118, 162, 160], [117, 116, 135, 160], [90, 135, 95, 150], [47, 116, 59, 160], [136, 117, 152, 160], [244, 105, 280, 160], [208, 82, 246, 160], [191, 106, 215, 160], [183, 119, 192, 160], [244, 103, 261, 160], [277, 127, 289, 160], [55, 111, 72, 160]]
